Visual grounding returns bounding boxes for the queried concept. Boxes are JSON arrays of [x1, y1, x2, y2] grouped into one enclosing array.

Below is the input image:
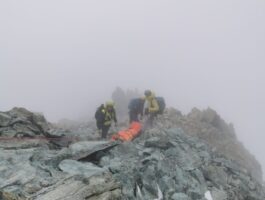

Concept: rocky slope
[[0, 107, 264, 200], [159, 107, 262, 184]]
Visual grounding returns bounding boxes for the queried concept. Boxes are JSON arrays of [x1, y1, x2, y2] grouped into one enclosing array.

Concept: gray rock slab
[[171, 193, 191, 200], [59, 159, 106, 177], [35, 174, 121, 200], [0, 112, 12, 127], [69, 141, 118, 160]]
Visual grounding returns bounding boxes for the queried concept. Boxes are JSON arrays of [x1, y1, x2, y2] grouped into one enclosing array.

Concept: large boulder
[[0, 113, 12, 127], [32, 174, 121, 200], [0, 107, 52, 137], [0, 141, 121, 200], [161, 107, 263, 184], [58, 159, 107, 177]]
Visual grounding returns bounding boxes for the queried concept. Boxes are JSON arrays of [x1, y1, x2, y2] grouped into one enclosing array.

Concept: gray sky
[[1, 0, 265, 178]]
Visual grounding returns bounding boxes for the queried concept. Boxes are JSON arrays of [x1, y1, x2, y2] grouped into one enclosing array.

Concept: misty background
[[0, 0, 264, 179]]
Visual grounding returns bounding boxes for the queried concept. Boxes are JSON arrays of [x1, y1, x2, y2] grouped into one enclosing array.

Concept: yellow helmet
[[105, 101, 114, 107]]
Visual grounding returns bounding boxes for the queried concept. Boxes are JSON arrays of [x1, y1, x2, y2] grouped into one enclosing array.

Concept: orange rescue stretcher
[[111, 121, 142, 141]]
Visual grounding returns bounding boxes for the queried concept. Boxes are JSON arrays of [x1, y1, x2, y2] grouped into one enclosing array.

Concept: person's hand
[[139, 115, 143, 120], [115, 122, 118, 127]]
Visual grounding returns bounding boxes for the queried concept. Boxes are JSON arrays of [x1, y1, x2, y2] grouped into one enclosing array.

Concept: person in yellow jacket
[[95, 101, 117, 139], [144, 90, 160, 125]]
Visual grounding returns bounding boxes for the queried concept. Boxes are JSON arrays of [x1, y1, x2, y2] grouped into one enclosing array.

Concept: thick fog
[[0, 0, 265, 178]]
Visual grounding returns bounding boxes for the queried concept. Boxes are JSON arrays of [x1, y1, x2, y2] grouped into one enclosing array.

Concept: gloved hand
[[144, 108, 149, 115], [115, 122, 118, 127], [139, 115, 143, 120]]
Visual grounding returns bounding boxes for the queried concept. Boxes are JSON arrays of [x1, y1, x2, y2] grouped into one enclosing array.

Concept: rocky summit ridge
[[0, 107, 264, 200]]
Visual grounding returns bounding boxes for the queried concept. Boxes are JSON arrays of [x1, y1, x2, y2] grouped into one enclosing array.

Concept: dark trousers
[[96, 121, 102, 130], [145, 112, 158, 128], [101, 125, 110, 139], [129, 110, 139, 123]]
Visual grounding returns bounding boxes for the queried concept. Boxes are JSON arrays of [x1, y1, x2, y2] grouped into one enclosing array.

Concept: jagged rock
[[107, 158, 122, 174], [34, 174, 121, 200], [0, 113, 12, 127], [0, 128, 17, 137], [0, 107, 53, 139], [203, 165, 228, 187], [171, 193, 191, 200], [0, 149, 37, 189], [0, 148, 46, 200], [161, 107, 262, 184], [187, 107, 202, 121], [187, 189, 203, 199], [0, 138, 48, 149], [0, 190, 27, 200], [100, 121, 265, 200], [144, 136, 175, 149], [0, 143, 121, 200], [69, 141, 118, 160], [246, 194, 264, 200], [58, 159, 106, 177], [87, 189, 122, 200], [166, 107, 183, 118], [0, 107, 265, 200], [210, 188, 227, 200], [201, 108, 219, 124]]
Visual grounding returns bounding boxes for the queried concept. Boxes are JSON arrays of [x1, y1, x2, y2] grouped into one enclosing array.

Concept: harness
[[102, 108, 114, 126]]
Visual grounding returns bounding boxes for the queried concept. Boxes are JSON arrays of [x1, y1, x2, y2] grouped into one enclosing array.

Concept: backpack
[[128, 98, 141, 110], [95, 104, 104, 122], [156, 97, 166, 114]]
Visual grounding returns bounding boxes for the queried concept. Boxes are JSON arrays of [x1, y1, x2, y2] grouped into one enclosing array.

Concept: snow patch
[[205, 191, 213, 200]]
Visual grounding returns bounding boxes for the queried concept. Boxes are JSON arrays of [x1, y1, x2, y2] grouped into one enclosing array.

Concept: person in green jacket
[[144, 90, 160, 125], [95, 101, 117, 139]]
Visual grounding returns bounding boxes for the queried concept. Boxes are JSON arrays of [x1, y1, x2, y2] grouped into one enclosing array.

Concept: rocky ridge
[[0, 107, 264, 200]]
